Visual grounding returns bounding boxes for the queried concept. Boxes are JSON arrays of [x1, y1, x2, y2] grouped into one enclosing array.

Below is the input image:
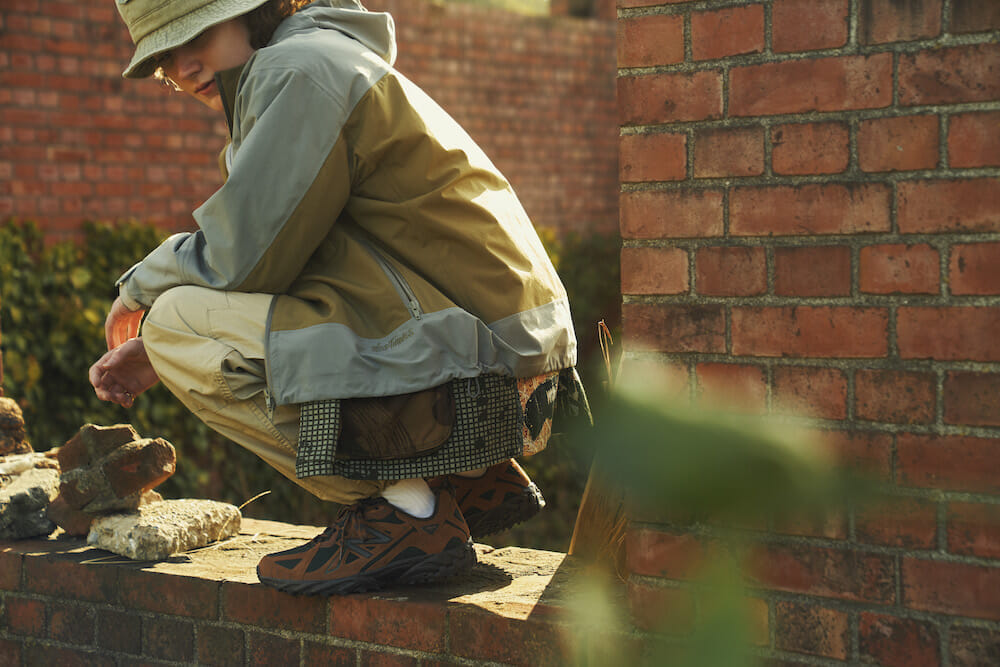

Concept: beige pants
[[141, 285, 388, 504]]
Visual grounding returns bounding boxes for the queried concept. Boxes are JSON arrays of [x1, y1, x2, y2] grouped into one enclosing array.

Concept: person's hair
[[244, 0, 311, 49]]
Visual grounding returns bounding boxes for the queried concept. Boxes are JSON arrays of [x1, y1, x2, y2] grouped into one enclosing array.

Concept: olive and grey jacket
[[117, 0, 577, 408]]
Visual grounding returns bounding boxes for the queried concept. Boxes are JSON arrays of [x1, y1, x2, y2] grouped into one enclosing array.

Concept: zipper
[[359, 239, 423, 320]]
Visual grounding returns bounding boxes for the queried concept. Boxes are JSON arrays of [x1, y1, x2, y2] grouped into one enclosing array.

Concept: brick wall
[[0, 0, 617, 240], [1, 520, 627, 666], [618, 0, 1000, 663]]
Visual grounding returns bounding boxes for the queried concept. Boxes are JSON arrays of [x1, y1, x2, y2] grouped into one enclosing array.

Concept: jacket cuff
[[118, 282, 145, 312]]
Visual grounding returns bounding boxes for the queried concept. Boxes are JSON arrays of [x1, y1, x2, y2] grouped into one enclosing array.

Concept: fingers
[[105, 298, 146, 350]]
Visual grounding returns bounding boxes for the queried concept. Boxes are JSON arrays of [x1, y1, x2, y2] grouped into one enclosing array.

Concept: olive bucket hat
[[115, 0, 270, 79]]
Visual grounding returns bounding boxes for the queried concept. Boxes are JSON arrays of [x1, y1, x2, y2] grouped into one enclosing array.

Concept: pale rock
[[87, 499, 241, 561], [0, 452, 57, 477], [0, 466, 60, 539]]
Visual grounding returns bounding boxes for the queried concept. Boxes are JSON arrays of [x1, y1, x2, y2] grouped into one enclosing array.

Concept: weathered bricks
[[616, 2, 1000, 658], [859, 612, 940, 667], [48, 424, 176, 535], [0, 398, 31, 456]]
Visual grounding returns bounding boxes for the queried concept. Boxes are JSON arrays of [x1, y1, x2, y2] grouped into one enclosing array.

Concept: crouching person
[[89, 0, 586, 595]]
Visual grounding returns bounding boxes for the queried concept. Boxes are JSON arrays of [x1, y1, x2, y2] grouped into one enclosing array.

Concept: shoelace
[[311, 498, 384, 545]]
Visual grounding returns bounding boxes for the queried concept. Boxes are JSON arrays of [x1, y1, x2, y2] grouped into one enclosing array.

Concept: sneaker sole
[[258, 537, 477, 596], [465, 482, 545, 538]]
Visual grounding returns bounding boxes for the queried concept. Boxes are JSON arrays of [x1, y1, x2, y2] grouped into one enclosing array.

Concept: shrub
[[0, 220, 621, 549]]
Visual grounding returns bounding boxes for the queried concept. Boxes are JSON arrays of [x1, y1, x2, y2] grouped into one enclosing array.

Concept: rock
[[87, 499, 242, 561], [0, 467, 60, 539], [51, 426, 176, 526], [101, 438, 176, 500], [0, 452, 58, 478], [0, 397, 32, 456], [48, 488, 165, 537], [56, 423, 140, 471]]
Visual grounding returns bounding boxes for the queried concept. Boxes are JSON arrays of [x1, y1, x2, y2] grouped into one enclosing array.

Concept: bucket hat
[[115, 0, 270, 79]]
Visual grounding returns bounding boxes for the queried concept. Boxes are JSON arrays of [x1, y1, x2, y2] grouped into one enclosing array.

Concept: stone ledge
[[0, 518, 635, 665]]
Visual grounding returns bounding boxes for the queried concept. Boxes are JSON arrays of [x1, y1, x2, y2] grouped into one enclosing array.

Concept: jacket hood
[[270, 0, 397, 66]]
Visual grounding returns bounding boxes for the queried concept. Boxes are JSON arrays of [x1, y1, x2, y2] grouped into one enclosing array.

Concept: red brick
[[451, 605, 571, 663], [623, 304, 726, 354], [0, 639, 20, 666], [898, 433, 1000, 494], [899, 307, 1000, 362], [774, 246, 851, 296], [730, 54, 892, 116], [746, 543, 894, 603], [625, 580, 696, 634], [625, 527, 706, 580], [303, 641, 354, 666], [858, 115, 940, 172], [23, 555, 118, 602], [619, 132, 686, 183], [772, 366, 847, 420], [731, 184, 891, 236], [860, 0, 943, 43], [691, 4, 765, 61], [944, 371, 1000, 427], [775, 601, 849, 659], [621, 247, 689, 295], [22, 644, 114, 667], [695, 246, 766, 296], [772, 0, 849, 52], [949, 112, 1000, 168], [328, 597, 447, 653], [97, 609, 141, 655], [617, 14, 684, 68], [856, 495, 938, 549], [859, 243, 940, 295], [222, 581, 325, 633], [144, 615, 194, 662], [773, 506, 849, 540], [49, 601, 95, 645], [950, 0, 1000, 33], [903, 558, 1000, 621], [359, 651, 419, 667], [694, 363, 767, 413], [119, 568, 217, 619], [771, 122, 849, 175], [950, 243, 1000, 295], [0, 550, 21, 590], [693, 127, 764, 178], [950, 625, 1000, 667], [900, 44, 1000, 105], [948, 502, 1000, 560], [7, 596, 45, 636], [732, 307, 888, 358], [621, 189, 724, 239], [102, 437, 176, 498], [197, 624, 245, 666], [618, 71, 724, 125], [859, 613, 940, 667], [247, 631, 300, 666], [855, 369, 936, 424]]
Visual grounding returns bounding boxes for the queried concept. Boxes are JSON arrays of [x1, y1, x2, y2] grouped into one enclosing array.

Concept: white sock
[[381, 478, 436, 518], [456, 466, 488, 478]]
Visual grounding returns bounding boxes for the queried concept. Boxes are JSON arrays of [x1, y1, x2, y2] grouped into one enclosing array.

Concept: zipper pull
[[264, 389, 275, 419]]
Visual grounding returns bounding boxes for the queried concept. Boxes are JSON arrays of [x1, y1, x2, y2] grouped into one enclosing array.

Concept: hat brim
[[123, 0, 270, 79]]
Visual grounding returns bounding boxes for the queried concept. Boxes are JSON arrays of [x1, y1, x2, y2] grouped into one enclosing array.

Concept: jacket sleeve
[[117, 63, 355, 308]]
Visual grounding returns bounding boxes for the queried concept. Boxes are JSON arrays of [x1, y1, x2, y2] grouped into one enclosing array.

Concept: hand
[[105, 297, 147, 350], [89, 338, 160, 408]]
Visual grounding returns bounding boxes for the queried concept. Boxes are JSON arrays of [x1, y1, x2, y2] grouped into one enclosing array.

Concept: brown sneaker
[[256, 487, 475, 595], [432, 459, 545, 538]]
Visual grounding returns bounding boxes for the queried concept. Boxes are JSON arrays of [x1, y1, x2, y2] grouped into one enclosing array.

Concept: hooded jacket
[[117, 0, 577, 407]]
